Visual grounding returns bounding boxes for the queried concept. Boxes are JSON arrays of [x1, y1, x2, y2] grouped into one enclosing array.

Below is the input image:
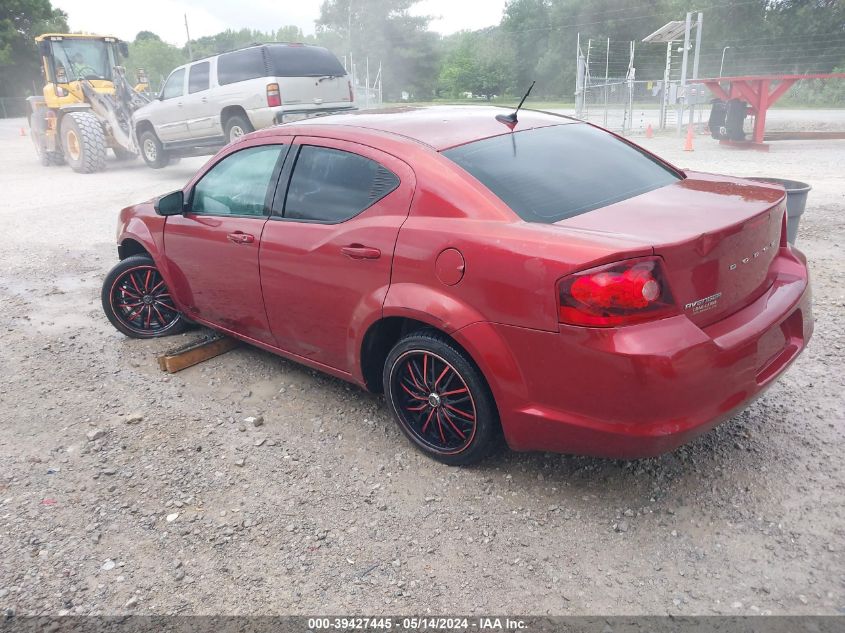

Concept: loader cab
[[36, 34, 128, 96]]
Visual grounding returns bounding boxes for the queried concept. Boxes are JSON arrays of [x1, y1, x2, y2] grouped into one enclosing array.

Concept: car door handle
[[201, 97, 208, 103], [341, 245, 381, 260], [227, 231, 255, 244]]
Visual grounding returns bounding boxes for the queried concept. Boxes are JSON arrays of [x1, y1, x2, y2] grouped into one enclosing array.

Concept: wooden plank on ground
[[157, 333, 239, 373]]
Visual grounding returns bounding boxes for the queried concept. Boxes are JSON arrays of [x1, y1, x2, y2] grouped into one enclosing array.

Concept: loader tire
[[61, 111, 107, 173], [29, 116, 64, 166]]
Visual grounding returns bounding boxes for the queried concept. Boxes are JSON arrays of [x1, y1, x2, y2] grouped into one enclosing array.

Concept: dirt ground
[[0, 115, 842, 617]]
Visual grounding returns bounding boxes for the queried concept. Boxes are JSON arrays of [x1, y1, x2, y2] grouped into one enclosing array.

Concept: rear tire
[[224, 114, 253, 143], [61, 111, 106, 173], [139, 129, 170, 169], [102, 255, 186, 339], [383, 329, 500, 466], [29, 112, 65, 166]]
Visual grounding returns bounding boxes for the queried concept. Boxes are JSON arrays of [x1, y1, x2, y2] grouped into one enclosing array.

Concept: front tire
[[61, 111, 106, 173], [224, 114, 254, 143], [139, 130, 170, 169], [383, 330, 500, 466], [102, 255, 186, 339]]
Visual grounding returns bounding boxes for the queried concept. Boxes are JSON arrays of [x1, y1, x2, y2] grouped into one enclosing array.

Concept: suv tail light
[[558, 256, 677, 327], [348, 80, 354, 102], [266, 83, 281, 107]]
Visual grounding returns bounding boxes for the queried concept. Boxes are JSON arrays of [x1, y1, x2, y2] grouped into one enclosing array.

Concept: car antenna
[[495, 80, 535, 129]]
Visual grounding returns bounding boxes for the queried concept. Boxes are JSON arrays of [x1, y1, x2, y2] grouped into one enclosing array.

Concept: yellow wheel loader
[[27, 34, 151, 173]]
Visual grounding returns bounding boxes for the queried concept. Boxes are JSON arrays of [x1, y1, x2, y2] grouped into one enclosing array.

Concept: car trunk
[[556, 172, 786, 327], [275, 75, 351, 109]]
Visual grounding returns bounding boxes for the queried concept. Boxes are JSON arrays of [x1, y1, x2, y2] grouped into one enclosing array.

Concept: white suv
[[132, 43, 355, 168]]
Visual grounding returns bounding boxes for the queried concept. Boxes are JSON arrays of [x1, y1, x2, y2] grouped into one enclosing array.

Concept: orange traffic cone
[[20, 126, 26, 137], [645, 123, 654, 139], [683, 125, 694, 151]]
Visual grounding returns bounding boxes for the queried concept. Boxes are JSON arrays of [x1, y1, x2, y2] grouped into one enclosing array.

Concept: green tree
[[125, 33, 186, 90], [438, 28, 515, 99], [0, 0, 68, 98], [316, 0, 440, 99]]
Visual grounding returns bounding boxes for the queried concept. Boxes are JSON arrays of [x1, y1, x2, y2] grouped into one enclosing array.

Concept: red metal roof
[[285, 105, 577, 150]]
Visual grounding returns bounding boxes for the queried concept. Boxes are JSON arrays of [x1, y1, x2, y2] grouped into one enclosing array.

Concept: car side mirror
[[38, 41, 51, 57], [155, 190, 184, 216], [119, 42, 129, 58]]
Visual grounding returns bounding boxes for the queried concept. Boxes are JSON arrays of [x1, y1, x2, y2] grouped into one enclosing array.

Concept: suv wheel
[[383, 330, 500, 466], [225, 114, 254, 143], [139, 130, 170, 169]]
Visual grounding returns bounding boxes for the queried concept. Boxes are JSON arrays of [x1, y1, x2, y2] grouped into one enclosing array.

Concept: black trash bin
[[750, 177, 811, 245]]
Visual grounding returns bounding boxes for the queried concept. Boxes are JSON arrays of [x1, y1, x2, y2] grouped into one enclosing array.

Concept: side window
[[191, 146, 284, 217], [282, 146, 399, 223], [217, 48, 266, 86], [188, 61, 210, 94], [161, 68, 185, 99]]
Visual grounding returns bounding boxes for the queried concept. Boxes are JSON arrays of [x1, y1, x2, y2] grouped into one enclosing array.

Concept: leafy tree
[[0, 0, 68, 97], [438, 28, 515, 98], [125, 33, 186, 90], [134, 30, 161, 43], [316, 0, 440, 99]]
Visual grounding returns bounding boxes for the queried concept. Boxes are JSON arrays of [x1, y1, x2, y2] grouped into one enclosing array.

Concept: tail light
[[348, 80, 354, 102], [266, 83, 281, 107], [558, 256, 677, 327]]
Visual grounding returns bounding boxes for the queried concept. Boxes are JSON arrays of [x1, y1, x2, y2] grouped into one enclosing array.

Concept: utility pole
[[184, 13, 193, 61], [688, 12, 703, 129], [677, 12, 691, 136]]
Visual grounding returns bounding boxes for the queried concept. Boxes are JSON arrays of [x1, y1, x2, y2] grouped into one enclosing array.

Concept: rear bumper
[[454, 248, 813, 458], [272, 105, 356, 125]]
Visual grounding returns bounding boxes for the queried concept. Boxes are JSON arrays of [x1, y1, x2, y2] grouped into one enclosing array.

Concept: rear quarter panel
[[386, 153, 653, 333]]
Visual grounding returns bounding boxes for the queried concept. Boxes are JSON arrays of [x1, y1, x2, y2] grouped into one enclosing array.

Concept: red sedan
[[102, 106, 813, 465]]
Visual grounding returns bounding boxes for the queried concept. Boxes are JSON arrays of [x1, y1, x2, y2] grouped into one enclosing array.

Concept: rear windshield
[[442, 123, 680, 223], [267, 45, 346, 77], [217, 47, 266, 85]]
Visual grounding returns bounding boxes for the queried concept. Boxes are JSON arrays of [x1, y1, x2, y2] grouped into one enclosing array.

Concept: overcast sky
[[52, 0, 507, 45]]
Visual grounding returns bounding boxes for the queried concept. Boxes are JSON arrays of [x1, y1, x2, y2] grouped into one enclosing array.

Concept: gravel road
[[0, 117, 842, 617]]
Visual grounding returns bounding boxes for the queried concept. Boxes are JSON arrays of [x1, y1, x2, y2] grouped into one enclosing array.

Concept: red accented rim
[[389, 350, 477, 455], [109, 265, 181, 335]]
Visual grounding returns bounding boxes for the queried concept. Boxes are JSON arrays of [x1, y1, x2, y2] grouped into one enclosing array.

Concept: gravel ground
[[0, 116, 842, 617]]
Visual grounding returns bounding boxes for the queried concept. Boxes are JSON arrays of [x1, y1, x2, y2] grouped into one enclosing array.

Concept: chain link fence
[[579, 79, 709, 135]]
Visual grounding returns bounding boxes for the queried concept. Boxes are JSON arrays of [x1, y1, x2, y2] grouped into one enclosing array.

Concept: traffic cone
[[683, 125, 694, 151], [645, 123, 654, 139], [20, 126, 26, 137]]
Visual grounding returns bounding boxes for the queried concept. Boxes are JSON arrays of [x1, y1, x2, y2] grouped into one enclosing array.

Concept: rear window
[[217, 47, 267, 85], [267, 45, 346, 77], [442, 124, 680, 223]]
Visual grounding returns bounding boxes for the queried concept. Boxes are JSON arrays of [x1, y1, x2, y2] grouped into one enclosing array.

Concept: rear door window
[[161, 68, 185, 99], [217, 47, 267, 85], [443, 124, 680, 223], [188, 61, 210, 93], [267, 45, 346, 77], [279, 145, 399, 223]]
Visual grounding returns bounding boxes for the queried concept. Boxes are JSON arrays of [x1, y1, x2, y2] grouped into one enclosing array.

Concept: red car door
[[164, 143, 289, 344], [259, 137, 415, 373]]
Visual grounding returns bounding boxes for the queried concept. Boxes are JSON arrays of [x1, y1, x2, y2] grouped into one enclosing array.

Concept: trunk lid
[[275, 75, 352, 109], [556, 172, 786, 327]]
